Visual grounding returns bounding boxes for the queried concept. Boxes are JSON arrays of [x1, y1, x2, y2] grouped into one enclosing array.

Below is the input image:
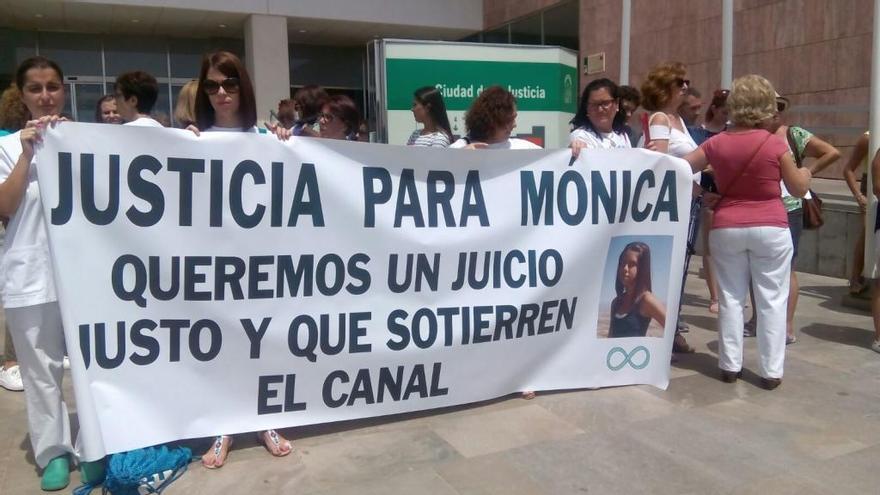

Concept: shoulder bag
[[786, 127, 823, 229]]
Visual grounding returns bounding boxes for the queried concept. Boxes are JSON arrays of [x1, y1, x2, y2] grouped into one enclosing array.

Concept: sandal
[[259, 430, 292, 457], [202, 435, 232, 469], [708, 300, 719, 314], [743, 320, 757, 337], [849, 278, 867, 295]]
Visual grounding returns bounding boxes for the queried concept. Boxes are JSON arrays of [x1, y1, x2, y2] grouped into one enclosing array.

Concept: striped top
[[406, 130, 450, 148]]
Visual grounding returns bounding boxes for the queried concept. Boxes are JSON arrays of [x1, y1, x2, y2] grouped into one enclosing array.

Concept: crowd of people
[[0, 50, 878, 491]]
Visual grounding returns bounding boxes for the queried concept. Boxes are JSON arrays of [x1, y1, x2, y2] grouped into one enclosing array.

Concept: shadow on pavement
[[800, 321, 874, 348], [800, 284, 871, 317]]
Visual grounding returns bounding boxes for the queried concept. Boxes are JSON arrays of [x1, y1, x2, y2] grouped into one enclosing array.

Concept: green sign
[[386, 59, 577, 113]]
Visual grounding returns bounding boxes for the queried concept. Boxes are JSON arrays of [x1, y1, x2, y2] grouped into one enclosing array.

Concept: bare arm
[[872, 148, 880, 197], [802, 135, 841, 175], [684, 147, 709, 173], [646, 113, 670, 154], [639, 292, 666, 329], [780, 150, 811, 198], [843, 134, 869, 208]]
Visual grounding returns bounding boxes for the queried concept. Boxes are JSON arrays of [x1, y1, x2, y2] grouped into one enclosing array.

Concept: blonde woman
[[173, 80, 198, 128], [683, 75, 811, 390]]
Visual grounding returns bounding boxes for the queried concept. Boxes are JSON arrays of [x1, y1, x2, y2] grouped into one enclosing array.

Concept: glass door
[[65, 76, 109, 123]]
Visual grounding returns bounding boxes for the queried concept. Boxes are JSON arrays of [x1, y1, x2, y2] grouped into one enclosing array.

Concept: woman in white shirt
[[639, 61, 697, 354], [449, 86, 541, 150], [638, 62, 698, 159], [406, 86, 452, 147], [0, 56, 104, 491], [189, 51, 294, 468], [569, 78, 631, 158]]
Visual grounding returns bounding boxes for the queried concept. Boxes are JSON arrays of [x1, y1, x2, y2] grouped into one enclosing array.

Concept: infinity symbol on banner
[[606, 346, 650, 371]]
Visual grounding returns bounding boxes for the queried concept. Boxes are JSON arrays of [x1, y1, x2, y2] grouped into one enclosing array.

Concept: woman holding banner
[[569, 78, 631, 157], [189, 50, 294, 468], [449, 85, 541, 150], [683, 75, 811, 389], [0, 56, 105, 491]]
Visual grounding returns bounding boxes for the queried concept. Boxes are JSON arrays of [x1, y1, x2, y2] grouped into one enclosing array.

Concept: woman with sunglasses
[[569, 78, 631, 158], [190, 51, 293, 469], [318, 94, 361, 140], [639, 61, 697, 354], [0, 56, 106, 491]]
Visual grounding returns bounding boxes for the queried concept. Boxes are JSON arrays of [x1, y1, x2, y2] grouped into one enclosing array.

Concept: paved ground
[[1, 257, 878, 495]]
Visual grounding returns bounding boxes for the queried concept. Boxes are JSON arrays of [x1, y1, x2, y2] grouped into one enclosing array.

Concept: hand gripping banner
[[37, 123, 691, 459]]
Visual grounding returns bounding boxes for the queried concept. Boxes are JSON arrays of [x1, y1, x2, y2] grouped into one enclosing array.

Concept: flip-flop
[[260, 430, 292, 457], [202, 435, 232, 469]]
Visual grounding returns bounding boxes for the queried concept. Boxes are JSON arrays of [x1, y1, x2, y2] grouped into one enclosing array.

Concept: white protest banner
[[37, 123, 691, 460]]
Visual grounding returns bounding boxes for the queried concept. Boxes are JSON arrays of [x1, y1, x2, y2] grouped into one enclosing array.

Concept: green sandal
[[40, 456, 70, 491], [80, 458, 106, 485]]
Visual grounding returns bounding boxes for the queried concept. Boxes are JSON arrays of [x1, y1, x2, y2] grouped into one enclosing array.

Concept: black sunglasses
[[674, 78, 691, 88], [202, 77, 240, 95]]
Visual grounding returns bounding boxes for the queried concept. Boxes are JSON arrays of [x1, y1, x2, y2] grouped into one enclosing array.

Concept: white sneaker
[[63, 356, 70, 370], [0, 365, 23, 391], [871, 340, 880, 354]]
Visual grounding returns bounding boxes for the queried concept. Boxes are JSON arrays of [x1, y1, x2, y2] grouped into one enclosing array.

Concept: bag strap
[[718, 132, 773, 198], [786, 126, 804, 168]]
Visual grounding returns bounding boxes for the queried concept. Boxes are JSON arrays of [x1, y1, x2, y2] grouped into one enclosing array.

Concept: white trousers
[[709, 226, 792, 379], [6, 302, 75, 468]]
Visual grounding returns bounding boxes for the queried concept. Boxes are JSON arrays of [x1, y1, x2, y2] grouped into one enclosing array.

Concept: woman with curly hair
[[639, 62, 698, 353], [0, 84, 29, 134], [683, 75, 811, 390], [449, 85, 541, 149]]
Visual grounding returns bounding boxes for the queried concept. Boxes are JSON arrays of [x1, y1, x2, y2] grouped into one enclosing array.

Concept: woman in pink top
[[683, 75, 811, 390]]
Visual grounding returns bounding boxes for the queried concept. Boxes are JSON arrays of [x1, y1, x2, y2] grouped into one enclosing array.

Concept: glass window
[[153, 83, 172, 124], [483, 25, 510, 44], [511, 15, 542, 45], [169, 39, 209, 79], [0, 29, 38, 84], [289, 44, 363, 89], [73, 84, 104, 123], [38, 32, 102, 76], [542, 1, 579, 50], [105, 35, 168, 80]]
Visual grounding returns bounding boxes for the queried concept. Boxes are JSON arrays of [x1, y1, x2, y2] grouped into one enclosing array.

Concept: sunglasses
[[675, 78, 691, 87], [202, 77, 240, 95], [776, 98, 789, 113]]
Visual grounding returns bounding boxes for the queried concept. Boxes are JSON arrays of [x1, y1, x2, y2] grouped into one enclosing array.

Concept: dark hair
[[194, 51, 256, 131], [570, 78, 627, 135], [293, 85, 329, 123], [323, 94, 360, 137], [15, 56, 64, 92], [277, 99, 296, 128], [94, 95, 116, 122], [414, 86, 452, 139], [465, 85, 516, 142], [115, 71, 158, 114], [704, 89, 730, 123], [618, 85, 641, 107], [613, 242, 653, 307]]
